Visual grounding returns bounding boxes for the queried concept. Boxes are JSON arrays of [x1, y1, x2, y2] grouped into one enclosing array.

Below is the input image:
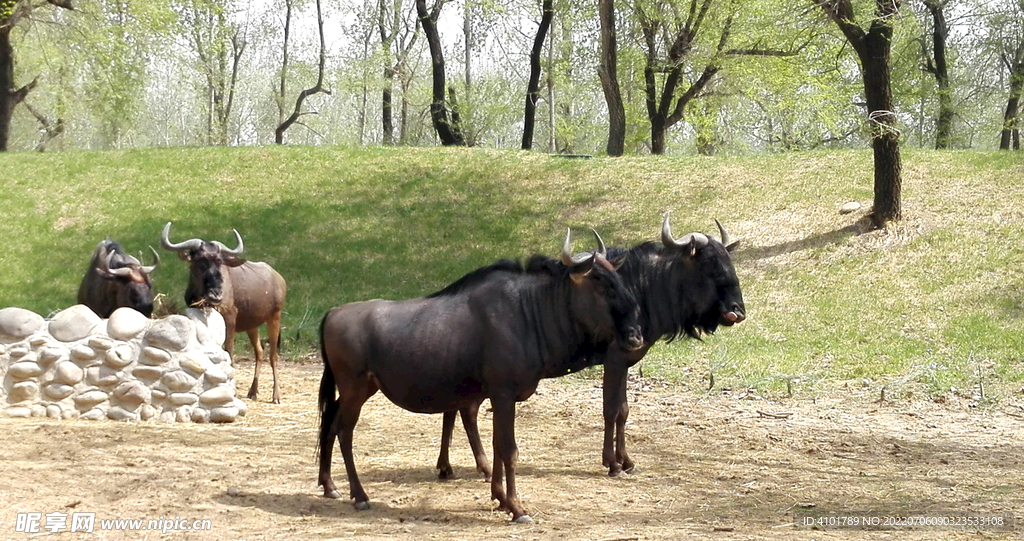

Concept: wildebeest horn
[[101, 250, 134, 277], [715, 219, 730, 247], [140, 247, 160, 274], [211, 229, 244, 256], [561, 228, 595, 266], [591, 228, 607, 259], [661, 213, 708, 251], [160, 222, 203, 252]]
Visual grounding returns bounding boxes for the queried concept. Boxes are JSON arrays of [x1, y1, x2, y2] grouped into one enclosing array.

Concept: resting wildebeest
[[434, 215, 746, 478], [78, 238, 159, 318], [317, 231, 643, 523], [161, 222, 287, 404]]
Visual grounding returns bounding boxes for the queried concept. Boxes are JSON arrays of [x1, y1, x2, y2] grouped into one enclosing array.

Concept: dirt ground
[[1, 360, 1022, 541]]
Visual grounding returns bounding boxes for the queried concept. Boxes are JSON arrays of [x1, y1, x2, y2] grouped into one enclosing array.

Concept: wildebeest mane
[[609, 241, 715, 343]]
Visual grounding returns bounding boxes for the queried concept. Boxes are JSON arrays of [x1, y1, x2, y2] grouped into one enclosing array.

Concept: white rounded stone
[[43, 383, 76, 400], [54, 361, 85, 385], [140, 346, 171, 365], [105, 344, 135, 368], [10, 381, 39, 402], [199, 386, 235, 405], [162, 371, 199, 392], [0, 307, 46, 341], [144, 315, 195, 352], [8, 361, 44, 379], [48, 305, 103, 343], [108, 307, 152, 340]]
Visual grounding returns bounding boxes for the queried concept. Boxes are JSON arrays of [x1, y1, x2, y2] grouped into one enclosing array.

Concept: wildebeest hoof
[[354, 501, 371, 511], [437, 467, 455, 480], [324, 489, 342, 499], [513, 515, 534, 524]]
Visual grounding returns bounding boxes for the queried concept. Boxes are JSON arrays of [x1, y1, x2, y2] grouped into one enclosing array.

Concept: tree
[[816, 0, 903, 228], [0, 0, 73, 152], [416, 0, 466, 145], [992, 1, 1024, 150], [521, 0, 553, 150], [917, 0, 954, 149], [597, 0, 625, 156], [176, 0, 247, 146], [378, 0, 418, 145], [275, 0, 329, 143], [634, 0, 730, 155]]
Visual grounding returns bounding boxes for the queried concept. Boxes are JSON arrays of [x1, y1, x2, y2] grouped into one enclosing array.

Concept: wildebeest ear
[[222, 254, 247, 267], [725, 241, 740, 253], [177, 251, 192, 262]]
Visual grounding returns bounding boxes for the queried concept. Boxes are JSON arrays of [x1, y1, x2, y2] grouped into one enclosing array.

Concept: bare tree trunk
[[276, 0, 331, 144], [278, 0, 292, 125], [546, 20, 556, 153], [818, 0, 902, 228], [416, 0, 465, 146], [521, 0, 553, 150], [921, 0, 953, 149], [0, 25, 15, 152], [1000, 38, 1024, 150], [597, 0, 625, 156], [1, 1, 72, 152]]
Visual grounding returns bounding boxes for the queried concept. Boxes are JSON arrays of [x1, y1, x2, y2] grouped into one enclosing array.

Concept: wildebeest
[[77, 238, 159, 318], [161, 222, 287, 404], [434, 215, 746, 478], [317, 231, 643, 523]]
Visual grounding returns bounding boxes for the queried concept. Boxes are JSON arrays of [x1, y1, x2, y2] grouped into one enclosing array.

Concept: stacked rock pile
[[0, 305, 247, 423]]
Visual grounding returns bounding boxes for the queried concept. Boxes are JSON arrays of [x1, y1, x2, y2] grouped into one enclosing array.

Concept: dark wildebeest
[[434, 215, 746, 479], [78, 238, 159, 318], [317, 231, 643, 523], [161, 222, 287, 404]]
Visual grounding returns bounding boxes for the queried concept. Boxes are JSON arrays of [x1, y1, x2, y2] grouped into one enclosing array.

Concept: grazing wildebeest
[[78, 238, 159, 318], [160, 222, 287, 404], [434, 215, 746, 478], [317, 231, 643, 523]]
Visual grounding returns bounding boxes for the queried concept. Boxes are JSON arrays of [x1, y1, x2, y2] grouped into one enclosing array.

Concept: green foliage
[[1, 146, 1022, 400]]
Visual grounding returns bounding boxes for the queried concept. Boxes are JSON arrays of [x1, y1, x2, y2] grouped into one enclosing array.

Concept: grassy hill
[[2, 146, 1022, 400]]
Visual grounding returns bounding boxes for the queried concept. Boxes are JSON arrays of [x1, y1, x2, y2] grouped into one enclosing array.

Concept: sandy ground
[[1, 360, 1022, 540]]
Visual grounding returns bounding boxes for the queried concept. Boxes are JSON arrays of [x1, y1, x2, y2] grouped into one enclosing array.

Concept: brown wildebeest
[[78, 238, 159, 318], [161, 222, 287, 404], [434, 215, 746, 478], [317, 230, 643, 523]]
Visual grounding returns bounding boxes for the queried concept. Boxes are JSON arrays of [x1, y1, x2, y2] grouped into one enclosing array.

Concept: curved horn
[[590, 228, 607, 259], [715, 219, 730, 247], [661, 213, 684, 249], [661, 213, 708, 253], [160, 222, 203, 253], [561, 228, 594, 265], [101, 250, 133, 277], [140, 246, 160, 274], [211, 229, 244, 256]]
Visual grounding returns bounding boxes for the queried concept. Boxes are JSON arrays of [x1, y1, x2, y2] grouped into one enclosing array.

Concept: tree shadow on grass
[[737, 223, 866, 262]]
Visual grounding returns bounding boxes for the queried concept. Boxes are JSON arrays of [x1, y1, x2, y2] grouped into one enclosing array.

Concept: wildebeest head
[[559, 229, 644, 351], [658, 214, 745, 337], [160, 222, 245, 307], [81, 239, 159, 318]]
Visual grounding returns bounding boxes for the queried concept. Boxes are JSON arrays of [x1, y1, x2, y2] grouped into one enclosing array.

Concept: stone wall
[[0, 305, 247, 423]]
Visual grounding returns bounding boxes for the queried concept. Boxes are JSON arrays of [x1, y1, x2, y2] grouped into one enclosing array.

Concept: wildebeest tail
[[315, 311, 339, 468]]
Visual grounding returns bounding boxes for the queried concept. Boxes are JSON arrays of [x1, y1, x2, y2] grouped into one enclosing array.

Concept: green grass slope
[[2, 146, 1021, 399]]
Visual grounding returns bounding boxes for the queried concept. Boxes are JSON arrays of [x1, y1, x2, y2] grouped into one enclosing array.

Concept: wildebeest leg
[[490, 395, 531, 523], [437, 398, 489, 480], [437, 410, 458, 479], [602, 362, 633, 476], [460, 399, 492, 480], [318, 390, 343, 499], [246, 328, 263, 400], [267, 312, 282, 404], [339, 394, 374, 509]]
